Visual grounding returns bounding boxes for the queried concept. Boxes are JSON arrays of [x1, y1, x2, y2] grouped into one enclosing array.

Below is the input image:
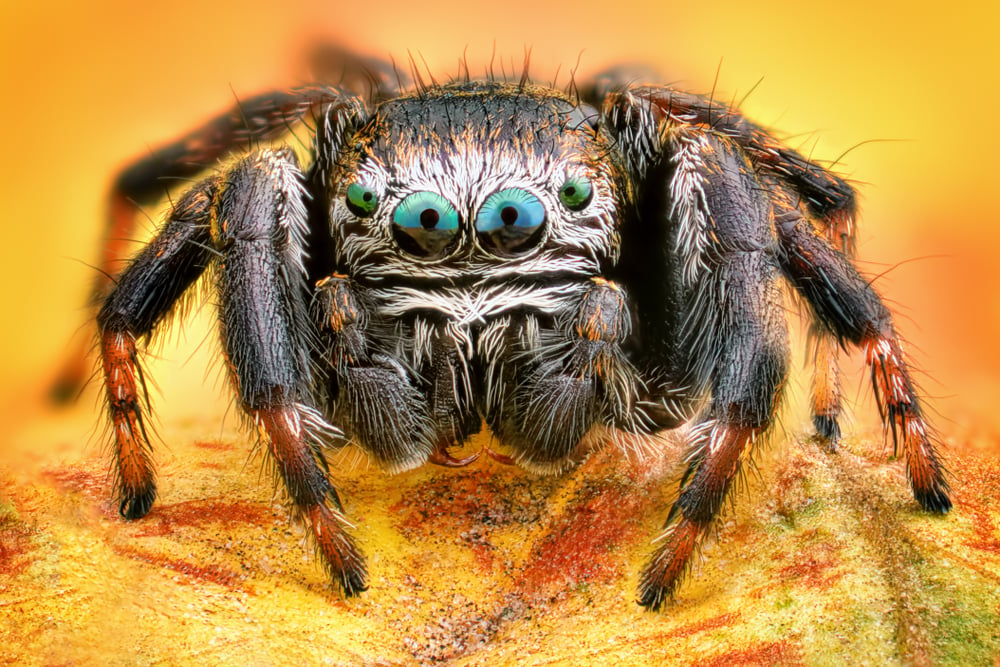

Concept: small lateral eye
[[475, 188, 546, 255], [346, 182, 379, 217], [558, 176, 593, 211], [392, 191, 461, 258]]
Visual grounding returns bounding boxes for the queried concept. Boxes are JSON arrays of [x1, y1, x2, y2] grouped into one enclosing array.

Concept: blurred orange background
[[1, 0, 998, 448]]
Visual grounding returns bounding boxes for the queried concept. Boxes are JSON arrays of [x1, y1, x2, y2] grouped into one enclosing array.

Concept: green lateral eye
[[475, 188, 546, 255], [346, 183, 379, 217], [558, 176, 593, 211], [391, 191, 460, 258]]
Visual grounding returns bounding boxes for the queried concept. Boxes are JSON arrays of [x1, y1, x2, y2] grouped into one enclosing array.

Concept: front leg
[[639, 249, 788, 609], [53, 87, 365, 401], [625, 127, 789, 609], [214, 148, 365, 595]]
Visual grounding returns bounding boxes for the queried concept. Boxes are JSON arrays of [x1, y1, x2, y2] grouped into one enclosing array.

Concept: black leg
[[307, 43, 410, 102], [628, 129, 789, 610], [53, 86, 365, 400], [808, 180, 860, 447], [607, 85, 857, 229], [774, 198, 951, 514], [212, 148, 366, 594], [97, 178, 217, 518], [105, 86, 359, 310], [605, 85, 864, 443]]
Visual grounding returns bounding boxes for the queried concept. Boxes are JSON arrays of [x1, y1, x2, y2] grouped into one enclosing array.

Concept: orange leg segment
[[100, 329, 156, 519], [864, 336, 950, 512]]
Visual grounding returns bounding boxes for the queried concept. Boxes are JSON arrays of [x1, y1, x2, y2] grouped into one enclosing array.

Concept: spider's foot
[[307, 504, 369, 597], [914, 480, 952, 514], [637, 519, 700, 611], [337, 562, 370, 597], [812, 413, 841, 452], [118, 483, 157, 520]]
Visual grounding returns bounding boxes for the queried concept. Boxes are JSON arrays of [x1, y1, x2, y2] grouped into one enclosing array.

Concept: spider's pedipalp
[[487, 276, 643, 473]]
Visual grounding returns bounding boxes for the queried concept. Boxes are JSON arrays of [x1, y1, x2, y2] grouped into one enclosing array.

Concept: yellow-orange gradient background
[[1, 0, 999, 663], [1, 0, 998, 434]]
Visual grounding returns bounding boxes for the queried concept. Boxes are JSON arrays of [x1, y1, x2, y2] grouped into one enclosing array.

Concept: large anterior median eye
[[475, 188, 545, 255], [391, 191, 461, 258]]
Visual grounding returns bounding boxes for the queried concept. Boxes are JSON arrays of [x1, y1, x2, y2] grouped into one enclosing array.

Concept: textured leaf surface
[[2, 408, 997, 666]]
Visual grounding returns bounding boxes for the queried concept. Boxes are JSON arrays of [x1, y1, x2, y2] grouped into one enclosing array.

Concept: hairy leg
[[97, 179, 217, 518], [604, 83, 862, 443], [774, 198, 950, 513], [54, 86, 365, 399], [632, 129, 789, 609], [213, 148, 365, 594]]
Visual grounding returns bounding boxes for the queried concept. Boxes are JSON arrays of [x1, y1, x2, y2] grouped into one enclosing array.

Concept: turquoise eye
[[475, 188, 546, 255], [346, 182, 379, 217], [559, 176, 593, 211], [391, 191, 460, 258]]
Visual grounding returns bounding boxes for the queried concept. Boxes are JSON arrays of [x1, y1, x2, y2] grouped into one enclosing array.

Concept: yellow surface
[[4, 410, 1000, 665], [1, 1, 999, 665]]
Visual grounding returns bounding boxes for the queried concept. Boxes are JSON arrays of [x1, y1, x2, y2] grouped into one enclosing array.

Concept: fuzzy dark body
[[93, 53, 950, 609]]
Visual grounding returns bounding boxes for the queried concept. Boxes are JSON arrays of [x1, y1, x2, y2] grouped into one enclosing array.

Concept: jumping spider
[[93, 50, 949, 609]]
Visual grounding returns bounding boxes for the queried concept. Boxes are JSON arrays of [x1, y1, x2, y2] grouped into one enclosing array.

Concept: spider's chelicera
[[93, 53, 950, 609]]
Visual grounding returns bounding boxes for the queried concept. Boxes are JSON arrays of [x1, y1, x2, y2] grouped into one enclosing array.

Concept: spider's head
[[327, 82, 629, 283]]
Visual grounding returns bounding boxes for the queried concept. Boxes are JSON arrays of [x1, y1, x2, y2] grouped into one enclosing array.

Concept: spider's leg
[[809, 211, 859, 446], [307, 43, 411, 102], [773, 196, 951, 514], [608, 85, 858, 444], [97, 177, 217, 519], [632, 128, 788, 611], [104, 86, 358, 284], [53, 87, 364, 399], [213, 148, 365, 595], [617, 85, 857, 233], [810, 323, 843, 444], [577, 64, 663, 106], [312, 276, 436, 472], [604, 93, 790, 608]]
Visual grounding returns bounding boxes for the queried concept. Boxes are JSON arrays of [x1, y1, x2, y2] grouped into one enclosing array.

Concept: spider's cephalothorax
[[93, 53, 950, 609]]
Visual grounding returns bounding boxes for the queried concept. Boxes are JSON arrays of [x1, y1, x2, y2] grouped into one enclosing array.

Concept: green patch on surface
[[922, 563, 1000, 665]]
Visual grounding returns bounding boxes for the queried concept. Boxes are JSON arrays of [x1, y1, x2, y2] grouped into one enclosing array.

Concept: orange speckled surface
[[2, 1, 1000, 665]]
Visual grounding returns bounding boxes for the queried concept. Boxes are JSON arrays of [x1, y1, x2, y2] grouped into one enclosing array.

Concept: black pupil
[[564, 186, 576, 198], [420, 208, 439, 229], [500, 206, 518, 225], [362, 191, 373, 202]]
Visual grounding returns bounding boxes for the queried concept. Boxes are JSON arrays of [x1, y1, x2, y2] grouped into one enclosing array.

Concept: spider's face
[[328, 82, 628, 283]]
